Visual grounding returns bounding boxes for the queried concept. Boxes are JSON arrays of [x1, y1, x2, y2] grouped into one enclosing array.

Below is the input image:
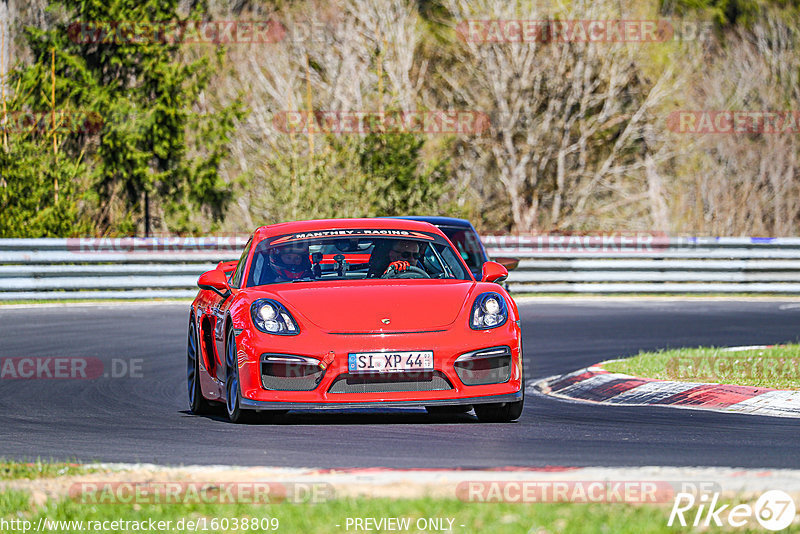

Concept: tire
[[474, 386, 524, 423], [224, 329, 256, 424], [472, 336, 526, 422], [425, 405, 472, 415], [187, 321, 214, 415], [473, 399, 524, 422]]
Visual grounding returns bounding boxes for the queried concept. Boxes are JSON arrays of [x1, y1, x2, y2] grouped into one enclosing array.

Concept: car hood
[[263, 280, 476, 333]]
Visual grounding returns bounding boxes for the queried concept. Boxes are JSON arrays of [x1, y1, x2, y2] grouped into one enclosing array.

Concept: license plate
[[348, 351, 434, 373]]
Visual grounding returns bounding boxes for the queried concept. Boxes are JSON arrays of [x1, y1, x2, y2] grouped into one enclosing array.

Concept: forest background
[[1, 0, 798, 238]]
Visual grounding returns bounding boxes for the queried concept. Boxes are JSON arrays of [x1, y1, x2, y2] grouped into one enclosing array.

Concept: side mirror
[[493, 257, 520, 271], [198, 269, 231, 299], [216, 260, 238, 275], [481, 261, 508, 284]]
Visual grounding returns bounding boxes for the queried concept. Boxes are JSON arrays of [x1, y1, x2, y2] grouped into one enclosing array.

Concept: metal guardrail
[[0, 237, 241, 299], [482, 236, 800, 294], [1, 237, 800, 299]]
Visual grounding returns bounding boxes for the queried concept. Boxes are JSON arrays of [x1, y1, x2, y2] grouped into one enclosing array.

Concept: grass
[[602, 344, 800, 390], [0, 460, 795, 533], [0, 489, 33, 514], [0, 459, 101, 481], [2, 490, 785, 533]]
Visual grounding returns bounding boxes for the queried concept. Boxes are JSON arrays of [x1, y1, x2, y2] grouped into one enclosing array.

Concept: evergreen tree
[[8, 0, 241, 235], [0, 127, 92, 237]]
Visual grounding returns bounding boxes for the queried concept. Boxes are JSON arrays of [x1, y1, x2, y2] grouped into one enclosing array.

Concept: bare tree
[[671, 9, 800, 236], [215, 0, 427, 226], [436, 0, 685, 232], [206, 0, 796, 236]]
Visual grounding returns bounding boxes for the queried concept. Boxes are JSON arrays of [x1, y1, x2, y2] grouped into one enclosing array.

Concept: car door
[[211, 237, 251, 383]]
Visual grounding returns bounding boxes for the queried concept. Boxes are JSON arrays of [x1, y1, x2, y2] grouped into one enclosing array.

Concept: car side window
[[229, 239, 252, 288], [442, 228, 482, 271], [420, 244, 441, 275], [438, 244, 470, 279]]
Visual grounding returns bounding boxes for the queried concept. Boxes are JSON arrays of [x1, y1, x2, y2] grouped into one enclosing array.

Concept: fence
[[482, 236, 800, 294], [1, 236, 800, 300]]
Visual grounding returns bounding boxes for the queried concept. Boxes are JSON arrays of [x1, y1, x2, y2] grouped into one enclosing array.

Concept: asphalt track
[[1, 299, 799, 469]]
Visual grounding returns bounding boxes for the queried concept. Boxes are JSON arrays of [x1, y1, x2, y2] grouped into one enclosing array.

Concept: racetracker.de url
[[0, 516, 280, 532]]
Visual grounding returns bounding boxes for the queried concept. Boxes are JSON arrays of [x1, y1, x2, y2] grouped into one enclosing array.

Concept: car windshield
[[247, 229, 471, 286], [439, 226, 485, 272]]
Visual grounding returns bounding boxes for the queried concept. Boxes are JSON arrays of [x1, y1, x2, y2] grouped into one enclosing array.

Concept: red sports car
[[187, 218, 524, 423]]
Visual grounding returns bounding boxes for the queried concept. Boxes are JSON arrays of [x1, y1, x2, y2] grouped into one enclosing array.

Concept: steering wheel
[[381, 264, 430, 279]]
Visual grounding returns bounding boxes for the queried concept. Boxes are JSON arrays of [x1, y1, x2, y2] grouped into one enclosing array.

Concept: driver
[[267, 241, 312, 282], [386, 240, 421, 274]]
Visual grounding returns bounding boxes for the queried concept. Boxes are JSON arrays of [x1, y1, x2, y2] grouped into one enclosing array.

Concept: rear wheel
[[187, 321, 214, 415]]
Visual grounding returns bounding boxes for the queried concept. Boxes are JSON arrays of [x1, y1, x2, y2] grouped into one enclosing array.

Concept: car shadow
[[178, 409, 480, 425]]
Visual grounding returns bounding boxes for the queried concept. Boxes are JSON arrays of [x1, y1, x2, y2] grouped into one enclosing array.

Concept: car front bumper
[[234, 319, 523, 406], [239, 390, 523, 410]]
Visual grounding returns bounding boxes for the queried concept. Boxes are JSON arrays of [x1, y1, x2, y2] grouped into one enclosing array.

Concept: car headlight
[[470, 292, 508, 330], [251, 299, 299, 335]]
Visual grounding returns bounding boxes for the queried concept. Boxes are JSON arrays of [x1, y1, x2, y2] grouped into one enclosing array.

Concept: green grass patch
[[0, 460, 101, 481], [603, 344, 800, 389], [2, 494, 769, 534], [2, 469, 794, 533], [0, 489, 34, 516]]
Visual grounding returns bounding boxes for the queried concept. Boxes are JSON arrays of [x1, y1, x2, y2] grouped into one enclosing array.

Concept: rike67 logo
[[669, 490, 796, 530]]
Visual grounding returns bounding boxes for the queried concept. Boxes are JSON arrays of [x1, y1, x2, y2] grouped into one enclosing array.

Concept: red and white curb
[[532, 349, 800, 418]]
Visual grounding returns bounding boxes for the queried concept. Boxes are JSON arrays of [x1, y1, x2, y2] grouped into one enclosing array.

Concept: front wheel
[[475, 337, 526, 422], [225, 330, 255, 424], [474, 389, 524, 423], [188, 321, 214, 415]]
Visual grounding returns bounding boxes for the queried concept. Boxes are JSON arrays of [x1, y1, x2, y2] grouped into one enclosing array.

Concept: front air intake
[[260, 354, 325, 391], [454, 346, 512, 386]]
